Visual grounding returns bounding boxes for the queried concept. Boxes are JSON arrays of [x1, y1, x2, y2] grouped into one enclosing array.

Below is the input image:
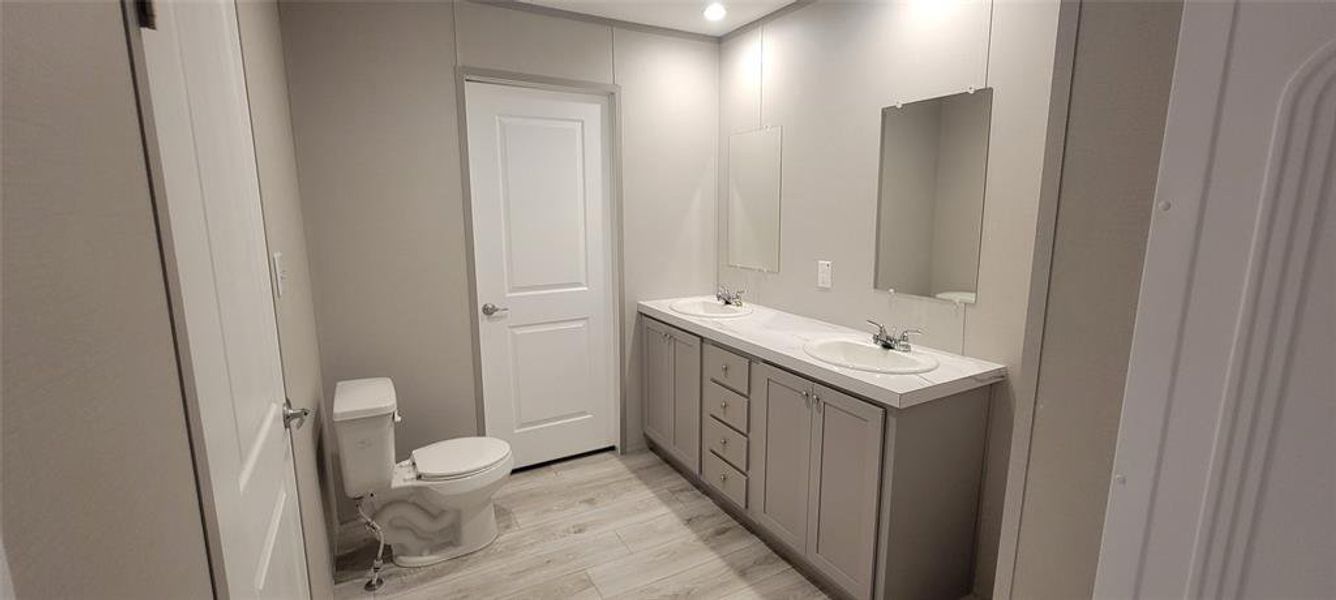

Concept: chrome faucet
[[716, 285, 745, 306], [866, 321, 923, 352]]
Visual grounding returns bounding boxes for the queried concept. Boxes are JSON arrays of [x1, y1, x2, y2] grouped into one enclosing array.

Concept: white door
[[1096, 2, 1336, 598], [140, 1, 310, 598], [464, 82, 618, 468]]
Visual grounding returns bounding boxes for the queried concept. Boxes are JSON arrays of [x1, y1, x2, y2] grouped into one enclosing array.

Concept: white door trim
[[1096, 1, 1336, 596], [461, 79, 623, 466]]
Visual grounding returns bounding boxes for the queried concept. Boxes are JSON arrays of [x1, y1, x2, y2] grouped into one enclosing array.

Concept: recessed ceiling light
[[703, 2, 727, 22]]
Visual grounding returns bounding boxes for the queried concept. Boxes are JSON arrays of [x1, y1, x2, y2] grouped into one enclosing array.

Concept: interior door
[[465, 82, 617, 468], [749, 363, 816, 553], [139, 1, 310, 598], [1096, 3, 1336, 598]]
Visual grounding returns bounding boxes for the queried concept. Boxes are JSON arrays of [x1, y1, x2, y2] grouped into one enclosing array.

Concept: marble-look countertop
[[639, 297, 1007, 410]]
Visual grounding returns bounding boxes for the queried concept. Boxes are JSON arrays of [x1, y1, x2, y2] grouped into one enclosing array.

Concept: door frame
[[122, 2, 311, 596], [454, 67, 627, 452]]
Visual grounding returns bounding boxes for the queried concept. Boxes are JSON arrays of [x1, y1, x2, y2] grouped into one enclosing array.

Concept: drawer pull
[[722, 364, 729, 373], [720, 400, 728, 410]]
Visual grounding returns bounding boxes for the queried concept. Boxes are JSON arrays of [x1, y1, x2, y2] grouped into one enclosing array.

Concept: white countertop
[[639, 297, 1006, 410]]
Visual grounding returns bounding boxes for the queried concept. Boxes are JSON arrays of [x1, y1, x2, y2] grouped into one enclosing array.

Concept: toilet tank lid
[[333, 378, 397, 422]]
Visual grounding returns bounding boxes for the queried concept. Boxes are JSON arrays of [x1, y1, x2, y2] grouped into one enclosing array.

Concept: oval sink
[[803, 339, 939, 374], [669, 298, 754, 319]]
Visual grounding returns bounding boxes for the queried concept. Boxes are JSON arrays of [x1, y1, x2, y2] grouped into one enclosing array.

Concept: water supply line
[[357, 497, 386, 592]]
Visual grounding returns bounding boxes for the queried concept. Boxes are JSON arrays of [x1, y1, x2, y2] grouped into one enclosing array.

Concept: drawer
[[704, 343, 750, 396], [705, 380, 749, 433], [705, 416, 748, 471], [703, 451, 748, 508]]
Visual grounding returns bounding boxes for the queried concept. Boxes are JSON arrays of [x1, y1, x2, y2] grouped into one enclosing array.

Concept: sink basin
[[803, 339, 939, 374], [669, 298, 754, 319]]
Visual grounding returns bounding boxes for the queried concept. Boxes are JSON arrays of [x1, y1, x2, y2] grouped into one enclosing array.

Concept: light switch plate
[[817, 260, 832, 289]]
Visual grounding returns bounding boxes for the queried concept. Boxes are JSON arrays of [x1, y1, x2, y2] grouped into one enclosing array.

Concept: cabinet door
[[807, 384, 884, 600], [749, 363, 815, 554], [642, 319, 675, 451], [671, 332, 701, 472]]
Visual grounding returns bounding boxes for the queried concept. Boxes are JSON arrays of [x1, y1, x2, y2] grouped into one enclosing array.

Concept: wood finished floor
[[333, 449, 831, 599]]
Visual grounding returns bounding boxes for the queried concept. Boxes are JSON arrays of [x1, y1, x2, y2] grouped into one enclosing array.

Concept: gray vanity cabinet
[[749, 364, 816, 552], [750, 364, 886, 600], [808, 383, 885, 600], [642, 317, 701, 473]]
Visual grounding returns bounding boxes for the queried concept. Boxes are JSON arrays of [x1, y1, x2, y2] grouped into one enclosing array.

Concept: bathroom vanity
[[639, 297, 1005, 600]]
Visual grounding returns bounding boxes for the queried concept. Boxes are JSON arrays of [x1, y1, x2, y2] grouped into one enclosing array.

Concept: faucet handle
[[865, 320, 889, 336], [898, 328, 924, 340]]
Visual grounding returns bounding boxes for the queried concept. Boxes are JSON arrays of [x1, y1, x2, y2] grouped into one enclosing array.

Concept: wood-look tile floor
[[333, 449, 831, 600]]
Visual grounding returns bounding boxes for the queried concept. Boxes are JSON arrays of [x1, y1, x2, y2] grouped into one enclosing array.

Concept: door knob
[[283, 398, 310, 431], [481, 303, 509, 316]]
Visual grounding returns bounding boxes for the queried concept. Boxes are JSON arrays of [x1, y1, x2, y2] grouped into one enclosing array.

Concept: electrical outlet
[[817, 260, 832, 289]]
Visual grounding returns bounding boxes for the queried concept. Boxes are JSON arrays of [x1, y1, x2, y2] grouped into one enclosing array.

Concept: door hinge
[[136, 0, 157, 30]]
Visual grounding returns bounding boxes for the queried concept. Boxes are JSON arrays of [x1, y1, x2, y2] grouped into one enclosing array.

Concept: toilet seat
[[412, 437, 511, 481]]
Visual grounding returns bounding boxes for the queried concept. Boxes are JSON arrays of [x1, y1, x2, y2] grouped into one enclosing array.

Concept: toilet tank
[[333, 377, 398, 498]]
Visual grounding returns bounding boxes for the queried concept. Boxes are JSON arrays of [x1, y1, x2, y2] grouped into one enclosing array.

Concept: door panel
[[808, 385, 884, 600], [498, 116, 589, 292], [466, 82, 616, 468], [510, 319, 593, 429], [750, 364, 815, 553], [671, 332, 702, 471], [643, 320, 675, 450], [140, 1, 309, 597]]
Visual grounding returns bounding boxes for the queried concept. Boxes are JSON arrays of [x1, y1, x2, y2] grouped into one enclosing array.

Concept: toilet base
[[386, 501, 501, 568]]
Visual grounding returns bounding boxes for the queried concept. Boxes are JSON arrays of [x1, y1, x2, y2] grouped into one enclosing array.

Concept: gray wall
[[280, 2, 718, 523], [281, 0, 476, 523], [716, 3, 1070, 596], [235, 1, 336, 594], [1011, 2, 1182, 598], [1, 2, 214, 597]]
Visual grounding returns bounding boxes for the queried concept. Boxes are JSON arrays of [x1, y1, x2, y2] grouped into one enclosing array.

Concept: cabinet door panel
[[808, 384, 884, 600], [642, 319, 674, 450], [749, 364, 814, 553], [671, 332, 701, 472]]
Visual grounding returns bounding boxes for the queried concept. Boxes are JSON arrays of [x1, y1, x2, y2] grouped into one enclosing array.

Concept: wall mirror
[[874, 89, 992, 304], [727, 126, 782, 272]]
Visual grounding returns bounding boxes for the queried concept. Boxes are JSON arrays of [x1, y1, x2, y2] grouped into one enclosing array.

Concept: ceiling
[[518, 0, 796, 36]]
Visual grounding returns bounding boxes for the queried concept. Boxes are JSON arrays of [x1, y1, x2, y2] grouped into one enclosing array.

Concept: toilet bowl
[[333, 378, 512, 568]]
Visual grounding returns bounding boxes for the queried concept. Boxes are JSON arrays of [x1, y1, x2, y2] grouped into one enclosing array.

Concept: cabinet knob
[[720, 438, 728, 446], [719, 473, 728, 482], [720, 400, 728, 410], [721, 364, 729, 374]]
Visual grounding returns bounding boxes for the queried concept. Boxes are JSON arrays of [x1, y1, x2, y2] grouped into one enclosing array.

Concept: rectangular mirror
[[727, 126, 782, 272], [874, 89, 992, 304]]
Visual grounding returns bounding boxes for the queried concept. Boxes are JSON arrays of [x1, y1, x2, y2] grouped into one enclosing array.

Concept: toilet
[[333, 377, 513, 568]]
